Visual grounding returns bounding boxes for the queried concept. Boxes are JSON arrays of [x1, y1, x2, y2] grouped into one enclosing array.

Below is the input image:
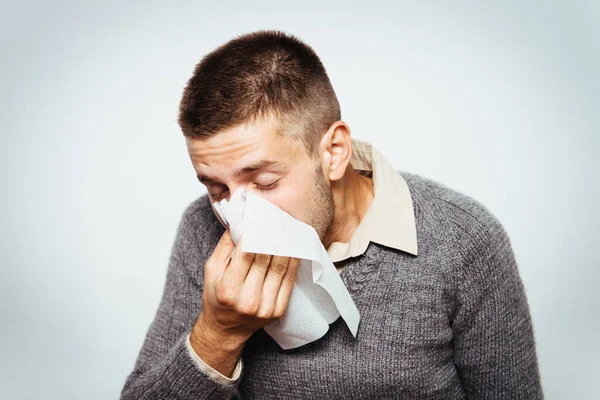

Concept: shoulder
[[181, 193, 214, 224], [400, 172, 509, 260]]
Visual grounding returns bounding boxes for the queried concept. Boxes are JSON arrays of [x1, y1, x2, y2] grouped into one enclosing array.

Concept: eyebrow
[[196, 160, 286, 183]]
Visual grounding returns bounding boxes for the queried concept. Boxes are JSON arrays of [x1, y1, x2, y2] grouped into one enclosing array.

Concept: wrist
[[190, 314, 247, 378], [192, 312, 248, 353]]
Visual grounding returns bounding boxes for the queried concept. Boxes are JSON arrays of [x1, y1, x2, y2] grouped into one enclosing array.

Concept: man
[[121, 30, 543, 399]]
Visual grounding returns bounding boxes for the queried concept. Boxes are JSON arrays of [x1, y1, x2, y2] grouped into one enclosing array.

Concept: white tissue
[[212, 188, 360, 350]]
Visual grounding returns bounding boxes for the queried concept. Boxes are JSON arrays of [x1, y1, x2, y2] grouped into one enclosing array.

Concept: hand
[[194, 228, 301, 346]]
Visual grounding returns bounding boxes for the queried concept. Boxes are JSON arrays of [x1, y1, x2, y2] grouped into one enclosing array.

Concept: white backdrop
[[1, 1, 598, 399]]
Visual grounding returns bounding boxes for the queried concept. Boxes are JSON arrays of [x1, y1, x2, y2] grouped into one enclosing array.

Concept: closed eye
[[255, 180, 280, 191], [208, 180, 280, 200]]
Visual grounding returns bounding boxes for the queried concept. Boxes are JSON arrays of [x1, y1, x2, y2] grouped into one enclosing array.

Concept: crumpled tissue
[[212, 188, 360, 350]]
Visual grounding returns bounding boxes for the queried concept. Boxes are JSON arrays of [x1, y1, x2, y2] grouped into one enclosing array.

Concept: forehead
[[186, 117, 305, 174]]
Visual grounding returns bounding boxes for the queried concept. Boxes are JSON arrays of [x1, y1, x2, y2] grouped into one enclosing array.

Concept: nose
[[223, 183, 252, 202], [228, 185, 269, 203]]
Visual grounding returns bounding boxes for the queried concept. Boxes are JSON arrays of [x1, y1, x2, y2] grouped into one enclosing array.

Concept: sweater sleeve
[[451, 219, 544, 399], [120, 204, 242, 399]]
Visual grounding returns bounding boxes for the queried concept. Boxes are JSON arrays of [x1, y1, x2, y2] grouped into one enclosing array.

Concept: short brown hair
[[178, 30, 341, 159]]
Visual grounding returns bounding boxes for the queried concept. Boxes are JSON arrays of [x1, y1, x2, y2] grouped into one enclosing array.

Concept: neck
[[322, 166, 374, 249]]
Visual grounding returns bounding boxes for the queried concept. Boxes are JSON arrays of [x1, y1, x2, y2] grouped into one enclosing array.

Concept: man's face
[[186, 116, 335, 240]]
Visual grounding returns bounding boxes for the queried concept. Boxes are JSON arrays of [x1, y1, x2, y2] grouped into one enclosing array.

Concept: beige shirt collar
[[326, 139, 419, 262]]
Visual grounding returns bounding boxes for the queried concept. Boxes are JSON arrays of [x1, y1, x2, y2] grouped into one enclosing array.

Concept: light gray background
[[1, 1, 598, 399]]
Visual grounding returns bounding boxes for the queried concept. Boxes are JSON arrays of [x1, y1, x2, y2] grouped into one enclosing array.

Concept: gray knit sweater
[[121, 172, 543, 399]]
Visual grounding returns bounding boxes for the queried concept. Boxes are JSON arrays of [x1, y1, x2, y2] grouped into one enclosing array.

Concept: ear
[[319, 121, 352, 182]]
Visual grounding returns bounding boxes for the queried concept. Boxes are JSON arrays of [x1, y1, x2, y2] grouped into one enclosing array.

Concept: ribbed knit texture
[[121, 172, 543, 399]]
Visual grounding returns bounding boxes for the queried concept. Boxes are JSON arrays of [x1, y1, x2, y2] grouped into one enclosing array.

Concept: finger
[[242, 252, 271, 290], [257, 255, 290, 318], [210, 229, 235, 265], [221, 235, 256, 288], [205, 229, 235, 281], [236, 252, 272, 315], [273, 257, 301, 317]]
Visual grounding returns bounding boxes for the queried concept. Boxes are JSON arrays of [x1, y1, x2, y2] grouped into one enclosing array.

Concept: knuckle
[[285, 271, 298, 284], [256, 306, 274, 320], [254, 253, 271, 265], [272, 261, 288, 275], [237, 298, 260, 316], [240, 251, 255, 262], [215, 285, 236, 307]]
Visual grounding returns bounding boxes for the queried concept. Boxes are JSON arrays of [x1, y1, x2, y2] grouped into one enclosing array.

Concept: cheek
[[264, 181, 314, 221]]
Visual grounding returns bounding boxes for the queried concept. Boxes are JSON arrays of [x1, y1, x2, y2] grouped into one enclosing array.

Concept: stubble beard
[[307, 163, 335, 242]]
